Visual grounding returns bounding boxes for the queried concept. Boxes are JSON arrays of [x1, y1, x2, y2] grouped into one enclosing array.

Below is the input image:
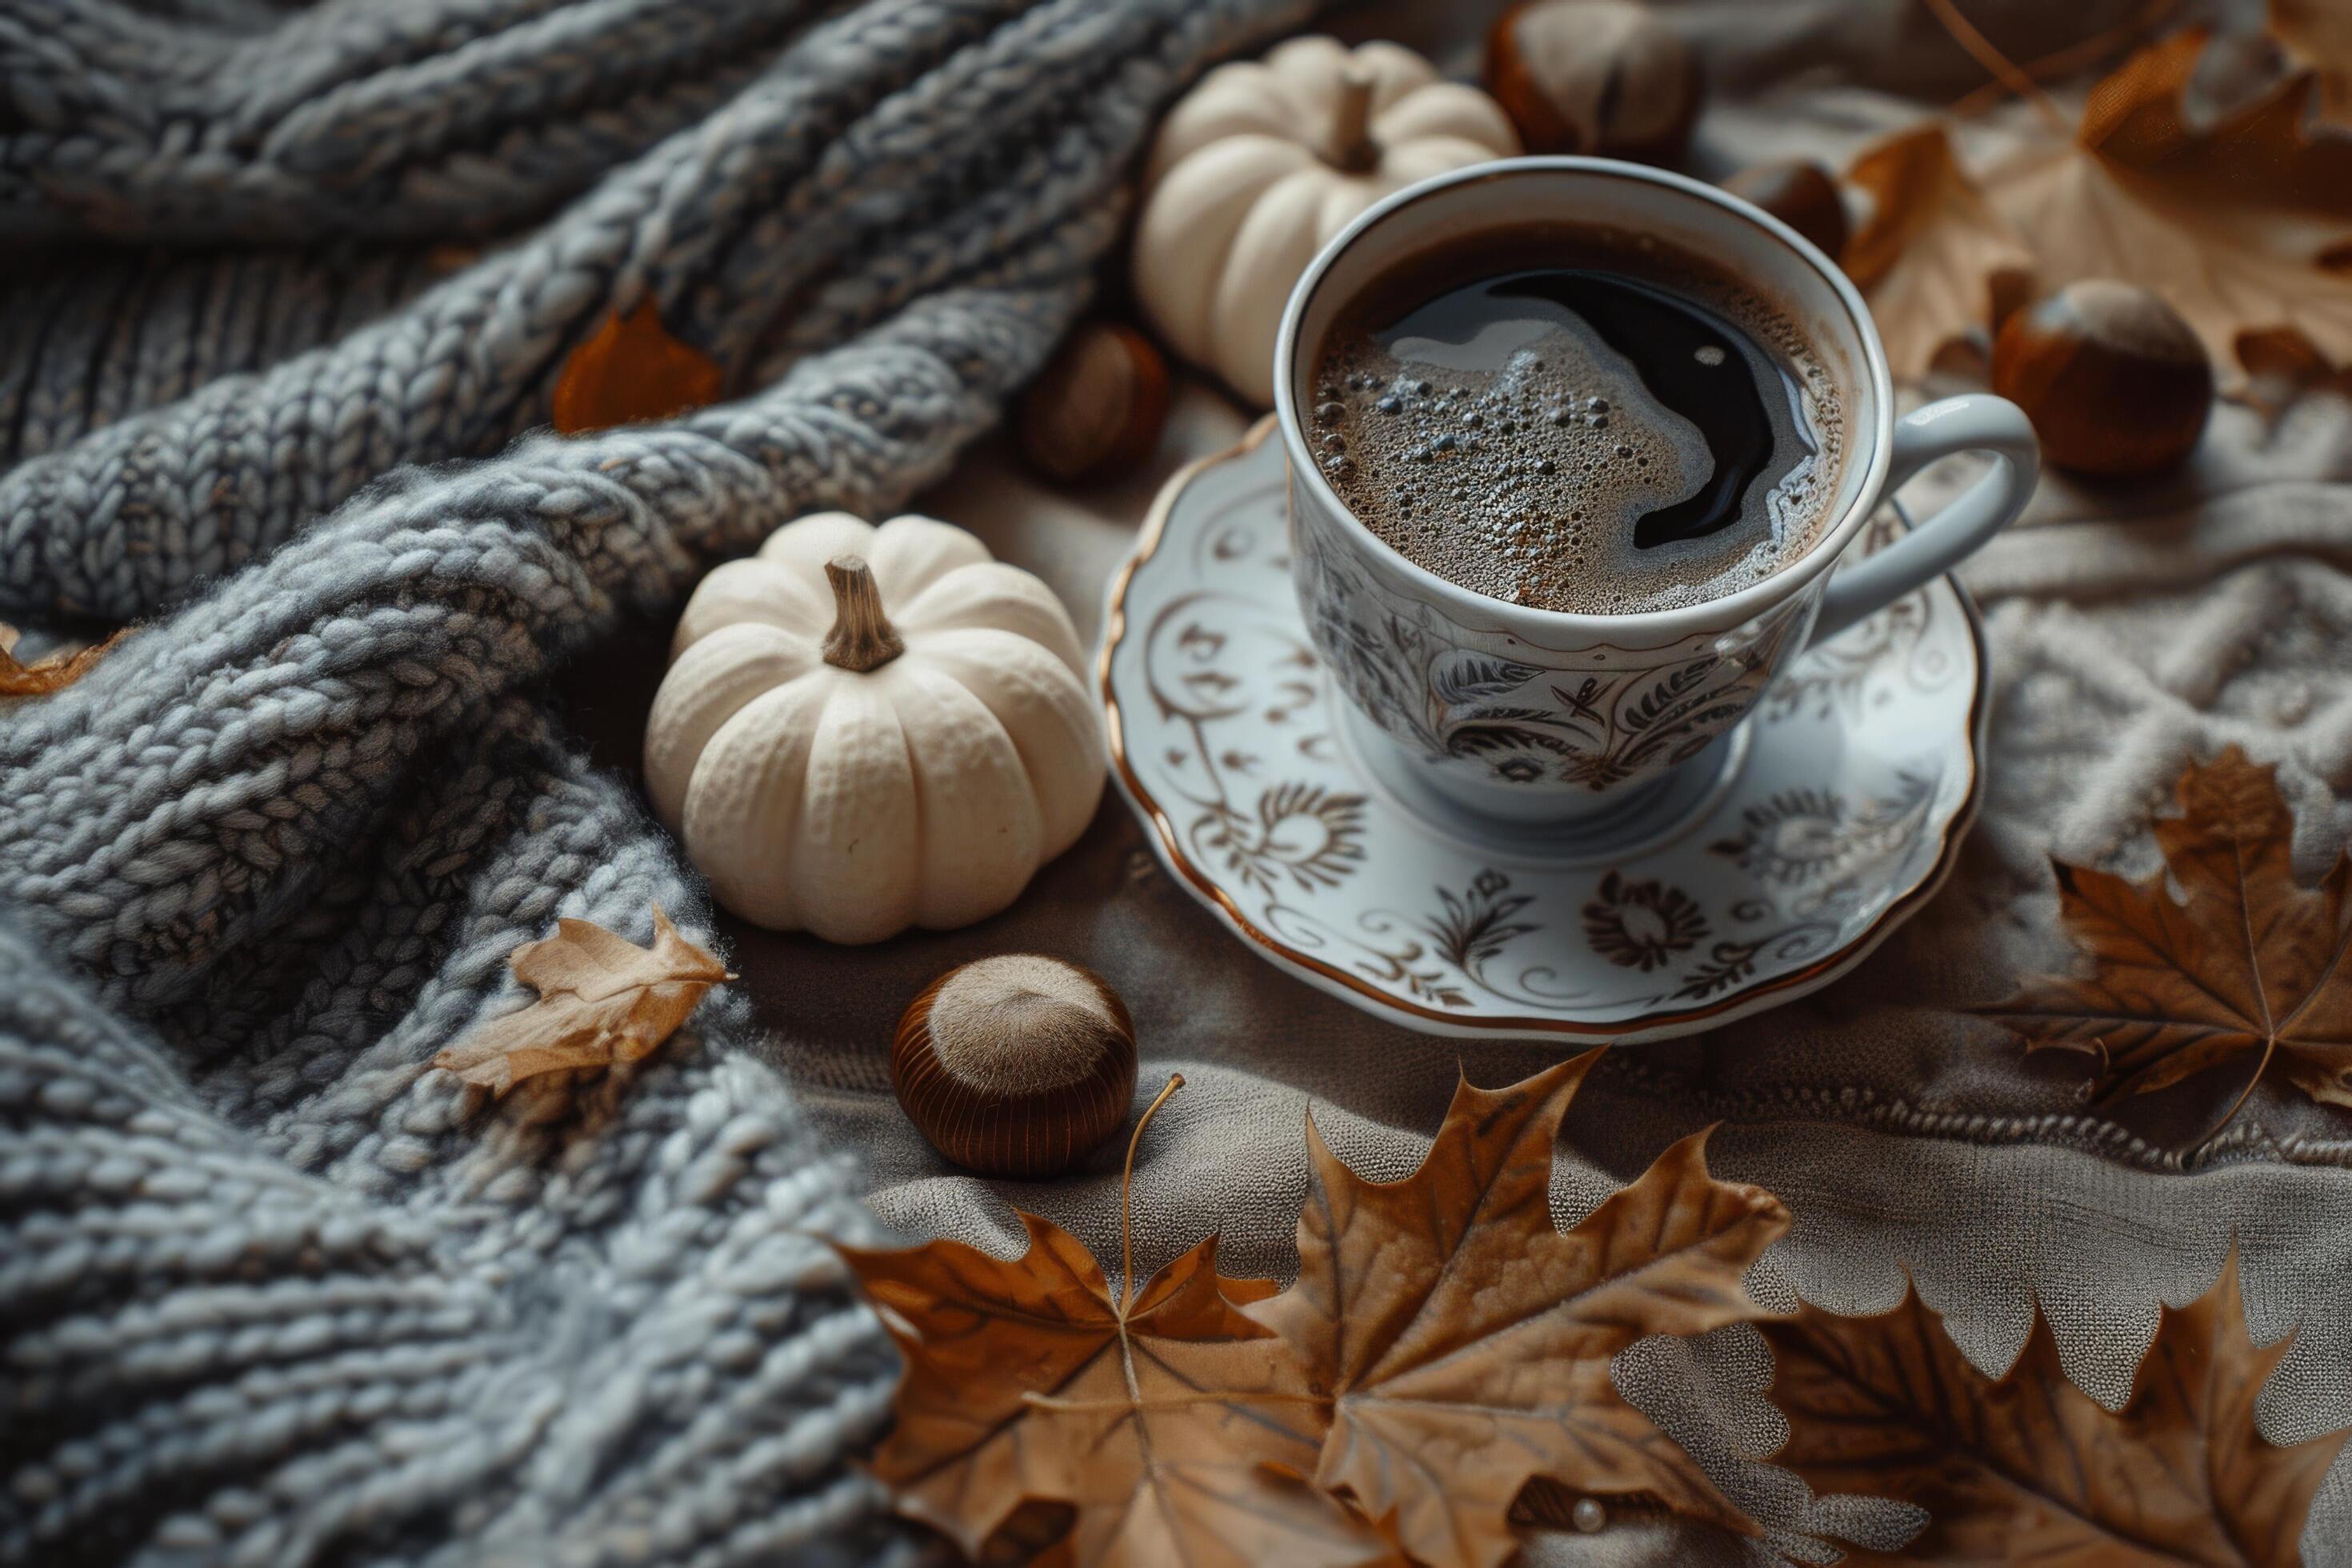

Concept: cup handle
[[1807, 394, 2039, 648]]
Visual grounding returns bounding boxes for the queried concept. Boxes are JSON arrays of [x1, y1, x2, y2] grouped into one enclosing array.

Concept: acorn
[[1014, 322, 1171, 486], [892, 955, 1138, 1178], [1991, 280, 2212, 479], [1721, 158, 1849, 262], [1483, 0, 1704, 166]]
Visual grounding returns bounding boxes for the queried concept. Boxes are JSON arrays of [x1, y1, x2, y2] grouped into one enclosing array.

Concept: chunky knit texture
[[0, 1, 1308, 1562], [0, 0, 1277, 620]]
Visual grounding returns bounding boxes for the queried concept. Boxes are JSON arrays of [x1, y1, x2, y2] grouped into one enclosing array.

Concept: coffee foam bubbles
[[1311, 249, 1846, 617]]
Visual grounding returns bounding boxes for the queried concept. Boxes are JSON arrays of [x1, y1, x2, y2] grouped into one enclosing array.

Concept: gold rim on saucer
[[1098, 416, 1988, 1041]]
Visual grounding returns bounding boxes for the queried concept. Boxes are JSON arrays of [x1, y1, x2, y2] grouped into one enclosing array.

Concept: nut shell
[[1483, 0, 1703, 165], [1992, 280, 2212, 479], [1015, 322, 1172, 486], [892, 955, 1138, 1178], [1721, 159, 1849, 262]]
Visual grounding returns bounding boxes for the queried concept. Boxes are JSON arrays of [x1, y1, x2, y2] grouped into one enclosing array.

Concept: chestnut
[[1722, 158, 1850, 262], [1484, 0, 1704, 166], [1991, 281, 2212, 479], [892, 955, 1138, 1178], [1015, 322, 1171, 486]]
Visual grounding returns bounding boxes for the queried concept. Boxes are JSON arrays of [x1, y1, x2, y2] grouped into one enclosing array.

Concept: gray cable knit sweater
[[0, 1, 1306, 1562]]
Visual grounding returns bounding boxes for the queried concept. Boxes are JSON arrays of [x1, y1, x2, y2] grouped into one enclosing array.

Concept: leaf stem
[[1920, 0, 2072, 136], [1946, 0, 2178, 118], [1120, 1072, 1183, 1318], [2193, 1034, 2276, 1156]]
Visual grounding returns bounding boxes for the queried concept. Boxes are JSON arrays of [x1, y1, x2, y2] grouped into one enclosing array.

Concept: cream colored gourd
[[645, 511, 1103, 944], [1132, 35, 1520, 407]]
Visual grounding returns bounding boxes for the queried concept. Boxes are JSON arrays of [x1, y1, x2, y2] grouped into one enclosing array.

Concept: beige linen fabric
[[585, 1, 2352, 1558]]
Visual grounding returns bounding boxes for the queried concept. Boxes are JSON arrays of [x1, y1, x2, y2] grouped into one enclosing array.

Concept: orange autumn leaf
[[0, 623, 126, 696], [431, 906, 730, 1094], [1762, 1250, 2348, 1563], [1982, 746, 2352, 1117], [1981, 26, 2352, 390], [1842, 123, 2035, 380], [842, 1222, 1390, 1568], [550, 302, 723, 434], [842, 1058, 1793, 1567], [1246, 1051, 1789, 1568], [838, 1078, 1397, 1568]]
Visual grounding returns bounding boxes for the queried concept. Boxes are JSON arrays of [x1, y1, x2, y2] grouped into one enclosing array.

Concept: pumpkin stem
[[1330, 66, 1378, 172], [821, 554, 905, 672]]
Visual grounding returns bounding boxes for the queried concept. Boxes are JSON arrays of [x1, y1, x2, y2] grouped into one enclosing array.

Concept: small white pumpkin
[[645, 512, 1103, 944], [1132, 36, 1521, 407]]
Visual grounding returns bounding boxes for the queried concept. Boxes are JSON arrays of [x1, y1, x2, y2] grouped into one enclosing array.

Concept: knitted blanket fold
[[0, 1, 1308, 1562]]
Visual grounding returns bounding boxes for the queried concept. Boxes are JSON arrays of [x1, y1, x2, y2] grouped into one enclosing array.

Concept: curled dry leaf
[[841, 1056, 1792, 1567], [1982, 746, 2352, 1122], [1980, 27, 2352, 391], [2237, 324, 2352, 410], [1762, 1249, 2348, 1563], [431, 906, 731, 1094], [1246, 1050, 1789, 1568], [2271, 0, 2352, 114], [1842, 124, 2034, 381], [550, 301, 724, 434], [0, 623, 126, 696], [839, 1078, 1397, 1568]]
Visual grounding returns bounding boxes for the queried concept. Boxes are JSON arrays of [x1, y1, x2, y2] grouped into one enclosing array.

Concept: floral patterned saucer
[[1098, 418, 1987, 1042]]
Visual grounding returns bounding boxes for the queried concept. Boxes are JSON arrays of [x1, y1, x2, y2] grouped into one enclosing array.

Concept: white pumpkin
[[1132, 36, 1521, 407], [645, 511, 1103, 944]]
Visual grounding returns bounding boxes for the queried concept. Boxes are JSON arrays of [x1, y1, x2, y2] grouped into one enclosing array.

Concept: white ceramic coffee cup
[[1274, 156, 2036, 831]]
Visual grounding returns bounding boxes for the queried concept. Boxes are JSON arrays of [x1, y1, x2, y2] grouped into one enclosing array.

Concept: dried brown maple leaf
[[0, 622, 126, 696], [1246, 1050, 1790, 1568], [550, 301, 723, 434], [1982, 746, 2352, 1118], [838, 1078, 1398, 1568], [431, 906, 731, 1094], [1842, 123, 2035, 380], [1981, 26, 2352, 390], [1762, 1249, 2348, 1563]]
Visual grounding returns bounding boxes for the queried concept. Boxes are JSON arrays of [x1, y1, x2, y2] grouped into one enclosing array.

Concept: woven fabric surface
[[0, 1, 1308, 1563]]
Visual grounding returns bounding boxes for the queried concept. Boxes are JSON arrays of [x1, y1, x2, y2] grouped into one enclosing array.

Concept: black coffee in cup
[[1307, 222, 1849, 616]]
